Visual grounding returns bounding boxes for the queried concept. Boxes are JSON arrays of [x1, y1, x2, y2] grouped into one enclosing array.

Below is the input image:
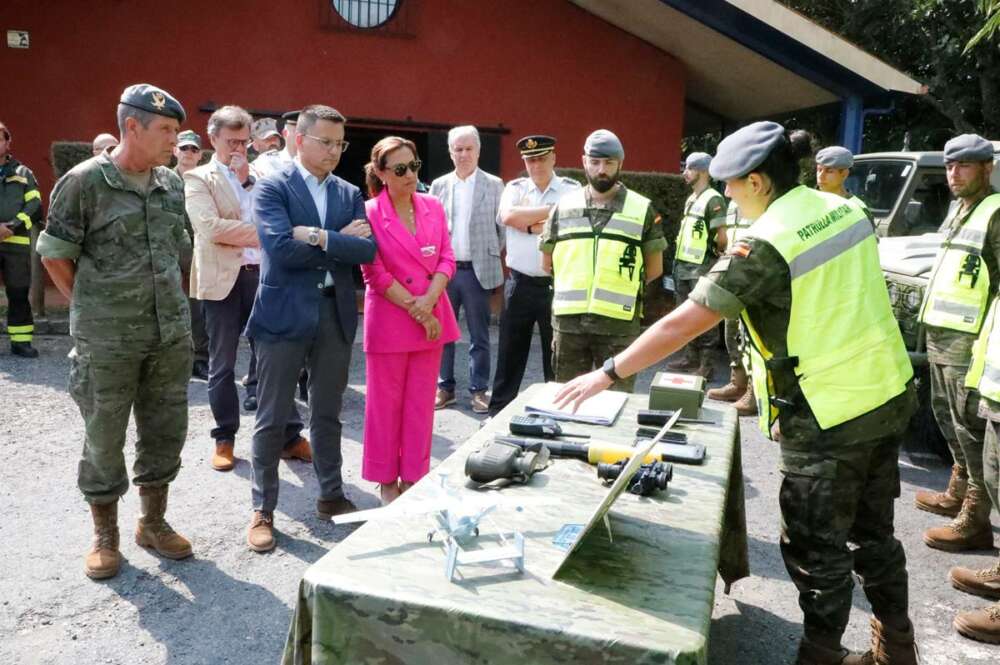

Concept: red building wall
[[1, 0, 686, 198]]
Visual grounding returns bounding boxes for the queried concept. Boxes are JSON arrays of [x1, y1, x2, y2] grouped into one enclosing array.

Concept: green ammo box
[[649, 371, 705, 415]]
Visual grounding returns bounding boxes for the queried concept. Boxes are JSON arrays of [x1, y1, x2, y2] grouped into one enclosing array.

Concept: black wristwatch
[[601, 357, 621, 382], [242, 175, 256, 189]]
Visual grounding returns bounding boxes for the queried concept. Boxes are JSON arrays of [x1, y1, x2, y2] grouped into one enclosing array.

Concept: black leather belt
[[511, 269, 552, 286], [455, 261, 474, 269]]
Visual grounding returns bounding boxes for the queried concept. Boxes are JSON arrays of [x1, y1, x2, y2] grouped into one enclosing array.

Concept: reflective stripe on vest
[[919, 194, 1000, 334], [675, 188, 720, 264], [551, 188, 650, 321], [725, 202, 753, 246], [1, 235, 30, 245], [740, 186, 913, 436]]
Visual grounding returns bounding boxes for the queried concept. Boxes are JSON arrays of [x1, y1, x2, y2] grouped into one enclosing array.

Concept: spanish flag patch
[[728, 241, 752, 258]]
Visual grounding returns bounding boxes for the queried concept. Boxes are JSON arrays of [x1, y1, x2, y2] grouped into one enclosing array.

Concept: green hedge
[[51, 141, 214, 180]]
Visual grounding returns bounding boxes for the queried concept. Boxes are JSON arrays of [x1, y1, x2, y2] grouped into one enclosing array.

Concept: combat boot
[[734, 382, 758, 416], [853, 617, 918, 665], [665, 345, 698, 373], [914, 464, 966, 518], [923, 486, 994, 552], [707, 366, 748, 401], [794, 637, 864, 664], [85, 501, 120, 580], [11, 341, 39, 358], [135, 485, 193, 560], [953, 602, 1000, 644], [949, 558, 1000, 600]]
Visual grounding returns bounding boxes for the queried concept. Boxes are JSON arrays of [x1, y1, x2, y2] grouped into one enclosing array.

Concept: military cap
[[684, 152, 712, 172], [517, 135, 556, 158], [815, 146, 853, 169], [177, 130, 201, 149], [281, 109, 301, 125], [944, 134, 994, 162], [119, 83, 186, 123], [584, 129, 624, 160], [709, 121, 785, 181], [252, 117, 280, 140]]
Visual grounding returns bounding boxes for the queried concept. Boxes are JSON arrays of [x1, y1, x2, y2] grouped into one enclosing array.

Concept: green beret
[[944, 134, 994, 162], [584, 129, 624, 160], [815, 146, 854, 169], [177, 130, 201, 149], [710, 121, 784, 181], [119, 83, 186, 123]]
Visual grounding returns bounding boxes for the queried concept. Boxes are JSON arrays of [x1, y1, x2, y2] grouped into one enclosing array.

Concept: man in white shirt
[[488, 135, 580, 416]]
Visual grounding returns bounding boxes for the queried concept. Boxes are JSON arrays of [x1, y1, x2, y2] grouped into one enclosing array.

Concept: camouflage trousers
[[723, 318, 744, 367], [779, 436, 909, 644], [930, 362, 987, 492], [984, 419, 1000, 516], [674, 276, 719, 351], [69, 335, 192, 504], [552, 330, 637, 392]]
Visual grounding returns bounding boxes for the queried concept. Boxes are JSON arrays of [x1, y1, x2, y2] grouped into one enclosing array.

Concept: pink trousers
[[362, 347, 443, 484]]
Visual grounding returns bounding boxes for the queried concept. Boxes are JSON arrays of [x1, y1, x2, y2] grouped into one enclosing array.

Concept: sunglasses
[[179, 145, 201, 152], [388, 159, 422, 177]]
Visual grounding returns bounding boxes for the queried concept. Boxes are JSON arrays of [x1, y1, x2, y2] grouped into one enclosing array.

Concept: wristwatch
[[307, 228, 321, 246], [241, 175, 256, 189], [601, 357, 621, 382]]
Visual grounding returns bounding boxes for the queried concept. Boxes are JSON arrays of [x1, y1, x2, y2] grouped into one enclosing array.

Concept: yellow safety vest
[[724, 201, 753, 247], [919, 194, 1000, 334], [675, 188, 721, 264], [551, 188, 650, 321], [966, 298, 1000, 398], [740, 186, 913, 436]]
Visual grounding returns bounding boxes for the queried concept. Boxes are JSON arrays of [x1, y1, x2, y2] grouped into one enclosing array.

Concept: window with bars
[[319, 0, 415, 35]]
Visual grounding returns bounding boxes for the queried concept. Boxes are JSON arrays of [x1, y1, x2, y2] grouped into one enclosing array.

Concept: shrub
[[50, 141, 214, 180]]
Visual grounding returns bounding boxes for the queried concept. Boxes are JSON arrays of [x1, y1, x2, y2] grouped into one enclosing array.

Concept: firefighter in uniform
[[815, 146, 871, 222], [0, 120, 42, 358], [555, 122, 919, 665]]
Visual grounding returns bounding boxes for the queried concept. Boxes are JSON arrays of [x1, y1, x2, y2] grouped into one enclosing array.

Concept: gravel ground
[[1, 330, 997, 664]]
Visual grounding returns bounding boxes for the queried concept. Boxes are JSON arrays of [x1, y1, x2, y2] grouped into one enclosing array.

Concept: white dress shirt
[[450, 169, 478, 261], [499, 174, 580, 276], [295, 158, 335, 286], [213, 155, 260, 265]]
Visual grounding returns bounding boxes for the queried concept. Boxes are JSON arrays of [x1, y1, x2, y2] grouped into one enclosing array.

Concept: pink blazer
[[362, 190, 461, 354]]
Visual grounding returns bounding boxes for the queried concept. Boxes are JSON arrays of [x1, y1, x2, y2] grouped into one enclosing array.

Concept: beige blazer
[[183, 163, 260, 301]]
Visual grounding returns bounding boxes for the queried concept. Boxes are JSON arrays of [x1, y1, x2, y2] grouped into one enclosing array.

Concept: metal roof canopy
[[569, 0, 924, 150]]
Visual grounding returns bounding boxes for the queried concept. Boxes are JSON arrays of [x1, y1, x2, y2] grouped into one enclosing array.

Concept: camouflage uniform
[[980, 398, 1000, 523], [673, 188, 726, 351], [37, 152, 192, 504], [690, 235, 917, 647], [925, 198, 1000, 493], [539, 184, 666, 392]]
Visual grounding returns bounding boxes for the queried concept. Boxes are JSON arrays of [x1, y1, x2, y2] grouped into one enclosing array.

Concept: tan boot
[[950, 559, 1000, 600], [707, 366, 748, 401], [211, 440, 235, 471], [665, 346, 698, 373], [734, 382, 758, 416], [914, 464, 966, 517], [135, 486, 193, 560], [953, 602, 1000, 644], [923, 486, 995, 552], [854, 617, 918, 665], [85, 501, 120, 580], [794, 637, 863, 664]]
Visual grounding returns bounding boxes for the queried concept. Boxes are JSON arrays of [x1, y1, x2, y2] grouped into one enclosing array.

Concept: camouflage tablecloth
[[282, 383, 748, 665]]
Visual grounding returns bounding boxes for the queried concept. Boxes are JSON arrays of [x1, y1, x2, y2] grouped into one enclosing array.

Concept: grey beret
[[119, 83, 186, 123], [685, 152, 712, 172], [709, 121, 785, 181], [584, 129, 624, 160], [815, 146, 854, 169], [944, 134, 994, 162]]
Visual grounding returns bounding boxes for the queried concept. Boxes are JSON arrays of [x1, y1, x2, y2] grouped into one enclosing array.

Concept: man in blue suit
[[244, 105, 376, 552]]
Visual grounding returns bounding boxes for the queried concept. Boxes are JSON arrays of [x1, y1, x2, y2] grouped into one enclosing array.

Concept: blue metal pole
[[838, 95, 864, 153]]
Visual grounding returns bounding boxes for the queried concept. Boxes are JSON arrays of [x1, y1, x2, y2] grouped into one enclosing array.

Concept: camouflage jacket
[[37, 152, 191, 344]]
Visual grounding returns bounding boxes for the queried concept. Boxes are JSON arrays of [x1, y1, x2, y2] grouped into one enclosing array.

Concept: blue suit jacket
[[245, 163, 376, 343]]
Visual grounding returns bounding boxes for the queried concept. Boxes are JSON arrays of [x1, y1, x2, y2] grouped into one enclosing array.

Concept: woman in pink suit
[[361, 137, 460, 504]]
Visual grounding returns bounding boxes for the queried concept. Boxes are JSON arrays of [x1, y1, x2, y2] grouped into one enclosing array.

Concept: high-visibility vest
[[966, 298, 1000, 398], [675, 188, 721, 264], [724, 200, 753, 246], [740, 186, 913, 436], [551, 188, 650, 321], [919, 194, 1000, 334]]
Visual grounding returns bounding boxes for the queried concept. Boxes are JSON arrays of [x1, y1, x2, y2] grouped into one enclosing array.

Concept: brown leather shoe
[[247, 511, 276, 552], [953, 603, 1000, 644], [471, 391, 489, 414], [211, 440, 235, 471], [435, 389, 456, 410], [950, 560, 1000, 600], [923, 487, 995, 552], [915, 464, 966, 517], [134, 486, 193, 560], [317, 496, 358, 521], [85, 501, 120, 580], [280, 436, 312, 462]]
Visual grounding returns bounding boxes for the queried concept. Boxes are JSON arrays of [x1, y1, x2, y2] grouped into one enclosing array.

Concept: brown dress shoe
[[435, 389, 456, 410], [914, 464, 966, 517], [211, 441, 235, 471], [85, 501, 120, 580], [707, 367, 748, 402], [317, 496, 358, 521], [248, 511, 276, 552], [954, 603, 1000, 644], [135, 486, 193, 560], [923, 487, 994, 552], [280, 436, 312, 462], [471, 391, 489, 414], [950, 560, 1000, 600]]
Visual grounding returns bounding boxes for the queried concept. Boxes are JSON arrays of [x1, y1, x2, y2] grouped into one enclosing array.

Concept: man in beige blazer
[[185, 105, 308, 472]]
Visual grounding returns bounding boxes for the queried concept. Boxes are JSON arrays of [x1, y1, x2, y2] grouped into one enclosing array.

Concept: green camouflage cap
[[119, 83, 186, 122], [252, 117, 280, 140], [177, 130, 201, 149]]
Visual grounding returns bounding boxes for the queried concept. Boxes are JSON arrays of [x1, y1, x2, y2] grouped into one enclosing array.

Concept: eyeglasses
[[179, 145, 201, 153], [387, 160, 422, 177], [304, 134, 349, 153], [217, 138, 249, 150]]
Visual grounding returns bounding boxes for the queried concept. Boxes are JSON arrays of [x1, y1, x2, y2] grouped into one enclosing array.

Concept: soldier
[[37, 84, 194, 580], [174, 129, 210, 380], [250, 117, 285, 180], [0, 120, 42, 358], [539, 129, 665, 393], [556, 122, 919, 664], [915, 134, 1000, 554], [90, 133, 119, 156], [815, 146, 872, 222], [666, 152, 726, 379]]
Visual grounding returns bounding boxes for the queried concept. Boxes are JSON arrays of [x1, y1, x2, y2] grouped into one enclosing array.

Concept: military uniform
[[0, 154, 42, 355]]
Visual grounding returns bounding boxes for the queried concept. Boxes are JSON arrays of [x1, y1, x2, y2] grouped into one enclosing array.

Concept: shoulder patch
[[727, 241, 752, 258], [654, 214, 662, 225]]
